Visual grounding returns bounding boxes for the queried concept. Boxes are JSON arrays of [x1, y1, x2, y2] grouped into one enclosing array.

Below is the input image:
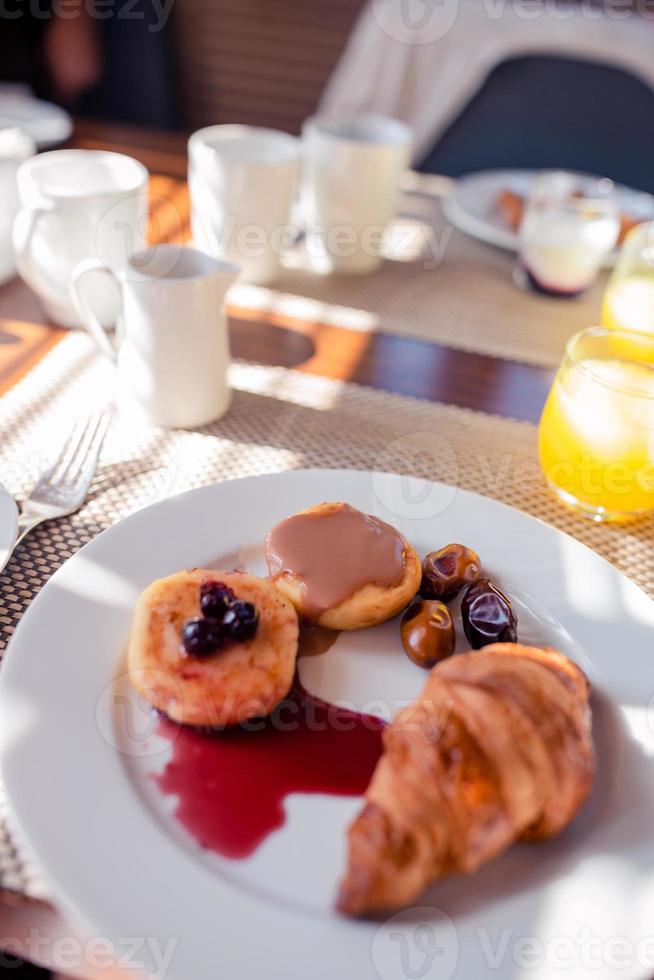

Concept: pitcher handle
[[12, 202, 64, 309], [70, 258, 120, 362]]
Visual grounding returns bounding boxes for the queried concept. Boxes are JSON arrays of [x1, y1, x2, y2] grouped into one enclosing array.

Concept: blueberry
[[181, 617, 224, 657], [200, 581, 235, 619], [222, 601, 259, 641]]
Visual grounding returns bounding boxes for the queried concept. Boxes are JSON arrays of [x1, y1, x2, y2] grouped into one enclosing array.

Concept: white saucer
[[0, 87, 72, 149]]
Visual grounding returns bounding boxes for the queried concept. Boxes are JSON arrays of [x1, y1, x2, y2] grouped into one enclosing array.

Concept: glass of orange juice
[[539, 327, 654, 521], [603, 221, 654, 334]]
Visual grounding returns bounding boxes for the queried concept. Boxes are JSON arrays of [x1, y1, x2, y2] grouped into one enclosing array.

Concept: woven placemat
[[234, 187, 608, 370], [1, 331, 653, 900]]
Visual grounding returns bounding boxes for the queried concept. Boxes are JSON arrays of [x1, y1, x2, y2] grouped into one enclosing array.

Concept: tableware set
[[0, 85, 73, 149], [4, 113, 654, 980], [603, 221, 654, 334], [188, 124, 301, 285], [302, 114, 412, 275], [442, 168, 654, 262], [0, 127, 35, 286], [72, 245, 238, 428], [0, 483, 18, 575], [539, 327, 654, 522], [3, 467, 654, 980], [7, 112, 411, 435], [188, 114, 412, 280], [0, 411, 111, 575], [518, 172, 620, 298], [13, 148, 149, 328], [5, 122, 654, 538]]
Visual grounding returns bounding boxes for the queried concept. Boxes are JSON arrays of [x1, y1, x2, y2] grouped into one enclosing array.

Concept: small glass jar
[[518, 172, 619, 298]]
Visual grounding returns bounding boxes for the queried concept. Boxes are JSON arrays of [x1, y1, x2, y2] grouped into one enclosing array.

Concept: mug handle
[[70, 258, 120, 362], [12, 202, 64, 309]]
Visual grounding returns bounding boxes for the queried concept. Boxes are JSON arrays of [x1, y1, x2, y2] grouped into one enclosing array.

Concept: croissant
[[337, 643, 595, 916]]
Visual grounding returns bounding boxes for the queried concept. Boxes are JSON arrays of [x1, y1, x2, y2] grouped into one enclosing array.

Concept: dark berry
[[181, 617, 224, 657], [222, 600, 258, 641], [200, 581, 235, 619]]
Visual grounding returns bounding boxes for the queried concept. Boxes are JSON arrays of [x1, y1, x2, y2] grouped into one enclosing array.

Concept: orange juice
[[539, 331, 654, 521], [602, 275, 654, 334]]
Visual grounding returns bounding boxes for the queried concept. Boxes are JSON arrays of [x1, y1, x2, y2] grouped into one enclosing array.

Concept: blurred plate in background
[[0, 86, 72, 149], [443, 168, 654, 265]]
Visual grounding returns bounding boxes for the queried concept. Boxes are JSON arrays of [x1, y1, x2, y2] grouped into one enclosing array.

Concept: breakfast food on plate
[[264, 502, 421, 630], [127, 569, 298, 727], [400, 599, 455, 669], [420, 543, 481, 601], [495, 187, 639, 245], [497, 188, 524, 232], [131, 511, 596, 922], [461, 577, 517, 648], [337, 643, 594, 916]]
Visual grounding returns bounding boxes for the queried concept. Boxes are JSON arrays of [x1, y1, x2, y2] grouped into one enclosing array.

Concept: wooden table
[[0, 119, 555, 976]]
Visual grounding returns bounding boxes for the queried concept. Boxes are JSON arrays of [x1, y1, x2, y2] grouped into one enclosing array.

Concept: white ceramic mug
[[13, 149, 149, 328], [0, 128, 35, 287], [302, 114, 412, 275], [71, 244, 239, 429], [188, 125, 300, 285]]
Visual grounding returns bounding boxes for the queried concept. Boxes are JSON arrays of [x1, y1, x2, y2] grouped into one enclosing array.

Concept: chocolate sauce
[[298, 624, 341, 658], [154, 675, 385, 858], [265, 504, 407, 619]]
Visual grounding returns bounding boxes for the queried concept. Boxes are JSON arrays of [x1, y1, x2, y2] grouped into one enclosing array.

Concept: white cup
[[71, 244, 239, 429], [0, 129, 35, 287], [13, 149, 149, 328], [302, 114, 412, 275], [188, 125, 300, 285]]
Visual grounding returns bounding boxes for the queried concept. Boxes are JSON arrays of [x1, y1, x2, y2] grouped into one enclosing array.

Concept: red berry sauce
[[154, 675, 385, 858]]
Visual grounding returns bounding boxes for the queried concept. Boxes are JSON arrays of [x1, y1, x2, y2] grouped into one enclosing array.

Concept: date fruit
[[400, 599, 455, 669], [420, 543, 481, 601], [461, 577, 517, 649]]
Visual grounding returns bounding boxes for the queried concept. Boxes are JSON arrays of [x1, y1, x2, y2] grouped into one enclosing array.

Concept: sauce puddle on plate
[[154, 674, 385, 858]]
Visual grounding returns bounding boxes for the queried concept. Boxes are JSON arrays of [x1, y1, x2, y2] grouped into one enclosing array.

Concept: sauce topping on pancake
[[265, 503, 406, 618]]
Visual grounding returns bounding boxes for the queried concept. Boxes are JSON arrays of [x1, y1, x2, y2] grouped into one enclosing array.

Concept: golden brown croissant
[[337, 643, 595, 917]]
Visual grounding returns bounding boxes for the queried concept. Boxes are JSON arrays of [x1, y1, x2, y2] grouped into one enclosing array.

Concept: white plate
[[2, 469, 654, 980], [0, 88, 72, 149], [442, 169, 654, 266], [0, 482, 17, 575]]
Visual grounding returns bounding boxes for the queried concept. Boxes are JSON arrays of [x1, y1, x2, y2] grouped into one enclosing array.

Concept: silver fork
[[5, 410, 112, 569]]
